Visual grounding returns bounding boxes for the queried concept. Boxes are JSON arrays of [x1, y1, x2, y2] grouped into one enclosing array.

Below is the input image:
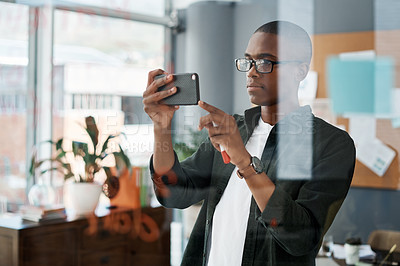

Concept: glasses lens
[[236, 58, 250, 72], [255, 59, 273, 73]]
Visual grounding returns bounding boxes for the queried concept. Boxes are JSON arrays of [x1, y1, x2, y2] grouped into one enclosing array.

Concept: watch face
[[251, 157, 264, 174]]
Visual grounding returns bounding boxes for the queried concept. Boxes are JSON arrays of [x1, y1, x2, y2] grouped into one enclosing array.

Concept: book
[[20, 204, 65, 215], [20, 204, 67, 223]]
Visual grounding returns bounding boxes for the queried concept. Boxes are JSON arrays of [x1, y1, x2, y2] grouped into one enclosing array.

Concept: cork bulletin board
[[311, 31, 400, 190], [336, 117, 400, 190]]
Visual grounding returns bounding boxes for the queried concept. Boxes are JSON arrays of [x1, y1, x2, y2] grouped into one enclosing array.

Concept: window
[[63, 0, 166, 17], [0, 1, 168, 210], [0, 2, 29, 209], [52, 9, 166, 202]]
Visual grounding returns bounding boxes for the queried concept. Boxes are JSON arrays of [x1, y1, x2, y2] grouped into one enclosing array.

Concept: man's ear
[[295, 63, 309, 82]]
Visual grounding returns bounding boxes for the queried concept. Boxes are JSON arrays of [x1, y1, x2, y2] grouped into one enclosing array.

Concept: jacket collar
[[244, 106, 262, 138]]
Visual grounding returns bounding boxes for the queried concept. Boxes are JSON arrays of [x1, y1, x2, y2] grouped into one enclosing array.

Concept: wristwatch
[[237, 156, 264, 179]]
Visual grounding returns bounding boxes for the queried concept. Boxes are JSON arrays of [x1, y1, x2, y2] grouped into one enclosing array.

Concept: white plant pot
[[64, 182, 103, 215]]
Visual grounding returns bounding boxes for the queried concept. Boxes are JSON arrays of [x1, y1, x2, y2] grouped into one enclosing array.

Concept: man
[[142, 20, 355, 266]]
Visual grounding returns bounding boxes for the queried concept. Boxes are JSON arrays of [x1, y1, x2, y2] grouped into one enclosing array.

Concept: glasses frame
[[235, 58, 302, 74]]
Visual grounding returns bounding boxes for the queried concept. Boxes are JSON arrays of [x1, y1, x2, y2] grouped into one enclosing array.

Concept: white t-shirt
[[207, 117, 273, 266]]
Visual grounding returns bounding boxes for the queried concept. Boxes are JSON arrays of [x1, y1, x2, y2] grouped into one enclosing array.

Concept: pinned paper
[[348, 115, 376, 145], [327, 57, 394, 116], [308, 98, 336, 125], [392, 118, 400, 128], [356, 139, 396, 177], [299, 70, 318, 101], [339, 50, 375, 60]]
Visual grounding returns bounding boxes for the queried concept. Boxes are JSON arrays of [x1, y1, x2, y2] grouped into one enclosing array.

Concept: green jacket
[[150, 105, 356, 266]]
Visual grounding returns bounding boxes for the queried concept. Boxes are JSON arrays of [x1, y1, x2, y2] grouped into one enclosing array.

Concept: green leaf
[[100, 135, 116, 159], [32, 159, 52, 173], [40, 167, 58, 176], [72, 141, 88, 157], [63, 163, 72, 173], [64, 172, 74, 181], [56, 150, 66, 160], [103, 166, 112, 179], [85, 116, 99, 150], [40, 139, 55, 146], [54, 158, 72, 175], [113, 145, 131, 175], [29, 150, 37, 177], [120, 146, 131, 170], [55, 138, 64, 151]]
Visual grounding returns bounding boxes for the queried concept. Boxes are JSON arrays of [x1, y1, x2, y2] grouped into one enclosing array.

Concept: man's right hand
[[142, 69, 179, 130]]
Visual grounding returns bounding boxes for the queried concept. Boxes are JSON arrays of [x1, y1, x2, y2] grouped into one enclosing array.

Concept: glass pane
[[53, 10, 165, 204], [54, 10, 164, 68], [64, 0, 165, 17], [173, 0, 242, 10], [0, 2, 29, 211]]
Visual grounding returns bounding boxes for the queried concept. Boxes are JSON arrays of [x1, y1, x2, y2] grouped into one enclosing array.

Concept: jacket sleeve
[[149, 137, 216, 209], [255, 128, 356, 256]]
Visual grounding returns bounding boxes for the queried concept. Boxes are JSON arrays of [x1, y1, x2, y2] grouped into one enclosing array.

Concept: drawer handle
[[100, 255, 110, 264]]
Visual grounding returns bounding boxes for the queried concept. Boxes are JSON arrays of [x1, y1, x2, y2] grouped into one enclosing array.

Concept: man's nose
[[247, 63, 260, 78]]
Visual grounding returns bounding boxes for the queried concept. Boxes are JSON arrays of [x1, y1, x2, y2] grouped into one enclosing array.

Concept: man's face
[[244, 32, 299, 107]]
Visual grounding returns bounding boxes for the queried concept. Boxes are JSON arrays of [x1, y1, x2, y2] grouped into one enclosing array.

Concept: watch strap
[[236, 163, 257, 179]]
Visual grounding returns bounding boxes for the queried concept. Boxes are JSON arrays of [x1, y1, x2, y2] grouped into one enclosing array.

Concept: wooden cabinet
[[0, 207, 171, 266]]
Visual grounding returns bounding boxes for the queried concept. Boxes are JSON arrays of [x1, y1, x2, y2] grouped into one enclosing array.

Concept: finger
[[198, 101, 223, 114], [147, 69, 167, 87], [204, 125, 228, 137], [210, 135, 229, 152], [208, 136, 221, 152], [212, 135, 233, 153], [199, 119, 229, 137], [144, 71, 173, 97], [198, 113, 226, 131], [198, 114, 214, 130], [143, 87, 177, 105], [143, 103, 179, 117]]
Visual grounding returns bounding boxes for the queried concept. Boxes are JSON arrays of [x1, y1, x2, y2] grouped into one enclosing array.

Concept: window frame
[[0, 0, 176, 192]]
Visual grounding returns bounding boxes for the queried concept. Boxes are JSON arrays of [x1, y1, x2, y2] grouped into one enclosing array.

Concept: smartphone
[[155, 73, 200, 105]]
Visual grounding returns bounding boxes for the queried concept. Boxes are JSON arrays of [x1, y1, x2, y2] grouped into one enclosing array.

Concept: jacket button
[[206, 219, 210, 225]]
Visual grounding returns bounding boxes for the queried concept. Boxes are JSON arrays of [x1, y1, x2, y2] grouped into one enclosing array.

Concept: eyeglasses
[[235, 58, 302, 74]]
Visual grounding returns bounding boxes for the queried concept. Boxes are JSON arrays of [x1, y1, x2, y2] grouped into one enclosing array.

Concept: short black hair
[[254, 20, 312, 64]]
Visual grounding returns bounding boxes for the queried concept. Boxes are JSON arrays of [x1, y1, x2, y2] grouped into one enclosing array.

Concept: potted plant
[[30, 116, 131, 214]]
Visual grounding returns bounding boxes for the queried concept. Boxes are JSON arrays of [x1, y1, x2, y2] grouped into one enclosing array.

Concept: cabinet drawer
[[21, 228, 77, 266], [0, 235, 13, 266], [81, 227, 127, 250], [81, 245, 128, 266], [130, 254, 169, 266]]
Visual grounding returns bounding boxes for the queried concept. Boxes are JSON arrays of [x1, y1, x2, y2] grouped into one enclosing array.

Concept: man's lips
[[247, 84, 264, 91]]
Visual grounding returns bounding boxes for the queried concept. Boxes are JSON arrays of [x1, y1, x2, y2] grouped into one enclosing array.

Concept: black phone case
[[155, 73, 200, 105]]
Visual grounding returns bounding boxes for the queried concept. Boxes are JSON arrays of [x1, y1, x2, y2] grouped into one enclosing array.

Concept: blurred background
[[0, 0, 400, 265]]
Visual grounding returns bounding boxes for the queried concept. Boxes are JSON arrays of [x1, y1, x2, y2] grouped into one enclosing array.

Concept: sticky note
[[327, 57, 394, 116], [392, 88, 400, 128]]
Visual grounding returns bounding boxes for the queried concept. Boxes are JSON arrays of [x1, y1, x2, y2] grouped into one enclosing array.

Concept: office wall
[[324, 0, 400, 244], [174, 0, 400, 244], [172, 1, 234, 143], [232, 0, 314, 114]]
